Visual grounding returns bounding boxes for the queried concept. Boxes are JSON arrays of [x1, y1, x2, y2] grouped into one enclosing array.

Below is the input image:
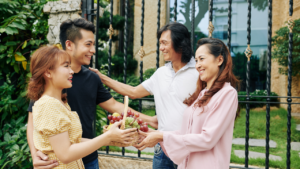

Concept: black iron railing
[[82, 0, 297, 168]]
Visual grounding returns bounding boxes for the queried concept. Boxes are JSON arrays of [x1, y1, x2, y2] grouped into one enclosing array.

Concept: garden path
[[232, 138, 277, 148], [234, 150, 282, 161]]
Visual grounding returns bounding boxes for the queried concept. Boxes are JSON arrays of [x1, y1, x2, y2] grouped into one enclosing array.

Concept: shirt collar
[[165, 57, 195, 71]]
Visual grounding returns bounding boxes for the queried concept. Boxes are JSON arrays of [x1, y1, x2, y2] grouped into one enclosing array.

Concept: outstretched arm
[[99, 97, 158, 129], [49, 121, 136, 164], [89, 67, 150, 99]]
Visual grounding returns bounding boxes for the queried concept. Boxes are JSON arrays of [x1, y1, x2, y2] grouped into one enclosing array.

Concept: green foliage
[[97, 11, 125, 43], [272, 18, 300, 76], [143, 68, 156, 81], [232, 52, 266, 91], [0, 0, 49, 168], [0, 116, 31, 169], [252, 0, 268, 11], [96, 10, 137, 75], [94, 0, 109, 8], [238, 90, 279, 108]]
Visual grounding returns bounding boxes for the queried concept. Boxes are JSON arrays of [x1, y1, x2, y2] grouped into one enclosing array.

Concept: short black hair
[[157, 22, 193, 63], [59, 18, 95, 50]]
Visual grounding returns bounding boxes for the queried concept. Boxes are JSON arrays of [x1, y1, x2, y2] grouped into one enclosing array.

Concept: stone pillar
[[272, 0, 300, 113], [43, 0, 82, 45], [134, 0, 167, 75]]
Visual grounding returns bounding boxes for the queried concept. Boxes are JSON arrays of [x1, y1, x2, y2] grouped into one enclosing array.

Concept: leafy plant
[[272, 18, 300, 76], [0, 0, 49, 168], [143, 68, 156, 81], [238, 90, 279, 108], [0, 116, 31, 169], [232, 52, 266, 92]]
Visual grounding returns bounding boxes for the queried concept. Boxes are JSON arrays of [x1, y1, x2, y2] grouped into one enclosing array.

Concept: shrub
[[238, 90, 279, 108], [272, 18, 300, 76], [0, 0, 49, 168]]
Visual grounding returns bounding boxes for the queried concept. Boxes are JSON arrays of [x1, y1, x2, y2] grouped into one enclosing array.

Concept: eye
[[86, 43, 91, 46]]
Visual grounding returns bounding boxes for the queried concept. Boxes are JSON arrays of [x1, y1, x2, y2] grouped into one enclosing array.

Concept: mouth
[[199, 69, 205, 75], [68, 76, 73, 82], [85, 55, 92, 60]]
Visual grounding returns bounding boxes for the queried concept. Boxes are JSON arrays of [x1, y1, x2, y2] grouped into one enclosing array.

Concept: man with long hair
[[26, 18, 157, 169], [90, 22, 198, 169]]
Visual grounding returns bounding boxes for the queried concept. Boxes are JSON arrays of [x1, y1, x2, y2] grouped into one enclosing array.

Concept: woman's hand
[[107, 121, 137, 145], [135, 130, 163, 150]]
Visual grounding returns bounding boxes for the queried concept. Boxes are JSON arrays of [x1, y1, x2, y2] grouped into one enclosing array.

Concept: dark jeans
[[153, 143, 178, 169], [84, 158, 99, 169]]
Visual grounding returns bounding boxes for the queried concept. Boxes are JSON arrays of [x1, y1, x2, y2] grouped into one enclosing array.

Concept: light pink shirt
[[160, 82, 238, 169]]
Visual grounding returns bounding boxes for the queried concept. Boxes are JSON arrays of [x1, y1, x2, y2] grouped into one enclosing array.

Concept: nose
[[196, 62, 201, 69], [159, 45, 164, 51], [90, 45, 96, 54], [70, 67, 74, 75]]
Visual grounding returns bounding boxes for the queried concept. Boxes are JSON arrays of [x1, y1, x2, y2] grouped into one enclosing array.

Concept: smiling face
[[159, 30, 180, 62], [195, 45, 223, 87], [46, 54, 74, 90], [69, 29, 95, 66]]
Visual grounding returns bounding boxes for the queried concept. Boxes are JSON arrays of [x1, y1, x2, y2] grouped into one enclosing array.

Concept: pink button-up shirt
[[160, 82, 238, 169]]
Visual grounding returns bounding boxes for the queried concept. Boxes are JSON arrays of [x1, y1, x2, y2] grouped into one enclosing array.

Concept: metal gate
[[82, 0, 299, 168]]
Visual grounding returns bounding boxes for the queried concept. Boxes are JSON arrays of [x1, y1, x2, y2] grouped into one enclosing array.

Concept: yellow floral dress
[[32, 95, 84, 169]]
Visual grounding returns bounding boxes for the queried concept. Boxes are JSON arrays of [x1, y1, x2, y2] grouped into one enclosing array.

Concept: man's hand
[[135, 130, 163, 151], [32, 151, 58, 169]]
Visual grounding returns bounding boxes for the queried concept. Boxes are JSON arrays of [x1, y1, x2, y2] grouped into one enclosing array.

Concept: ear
[[217, 55, 224, 66], [65, 40, 73, 51], [44, 70, 52, 79]]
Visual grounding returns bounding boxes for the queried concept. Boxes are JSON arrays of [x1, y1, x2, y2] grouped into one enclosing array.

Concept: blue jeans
[[84, 158, 99, 169], [153, 143, 178, 169]]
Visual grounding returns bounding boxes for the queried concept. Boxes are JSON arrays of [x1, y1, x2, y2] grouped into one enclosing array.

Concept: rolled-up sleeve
[[161, 89, 238, 164]]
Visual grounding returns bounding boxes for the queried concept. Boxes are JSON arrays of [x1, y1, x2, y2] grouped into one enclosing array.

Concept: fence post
[[191, 0, 195, 51], [122, 0, 129, 156], [244, 1, 253, 167], [265, 0, 272, 167], [156, 0, 161, 69], [286, 0, 294, 168]]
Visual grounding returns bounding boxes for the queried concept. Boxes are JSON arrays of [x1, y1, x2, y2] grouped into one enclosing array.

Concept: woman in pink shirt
[[136, 38, 240, 169]]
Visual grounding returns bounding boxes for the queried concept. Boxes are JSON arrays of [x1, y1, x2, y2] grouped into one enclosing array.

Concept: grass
[[99, 107, 300, 168], [231, 108, 300, 169]]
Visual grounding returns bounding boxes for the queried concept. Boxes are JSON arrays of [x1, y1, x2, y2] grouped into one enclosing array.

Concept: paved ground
[[232, 138, 277, 148], [234, 150, 282, 161]]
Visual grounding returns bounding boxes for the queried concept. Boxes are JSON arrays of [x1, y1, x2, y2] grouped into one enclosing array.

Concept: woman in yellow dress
[[27, 46, 136, 169]]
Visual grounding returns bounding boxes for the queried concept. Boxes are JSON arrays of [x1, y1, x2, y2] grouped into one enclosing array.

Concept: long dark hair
[[157, 22, 193, 63], [184, 38, 240, 118]]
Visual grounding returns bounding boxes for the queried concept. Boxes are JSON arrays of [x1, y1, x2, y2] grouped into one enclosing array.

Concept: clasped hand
[[134, 128, 161, 151]]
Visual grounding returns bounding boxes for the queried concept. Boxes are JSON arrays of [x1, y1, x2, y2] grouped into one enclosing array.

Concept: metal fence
[[82, 0, 299, 168]]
